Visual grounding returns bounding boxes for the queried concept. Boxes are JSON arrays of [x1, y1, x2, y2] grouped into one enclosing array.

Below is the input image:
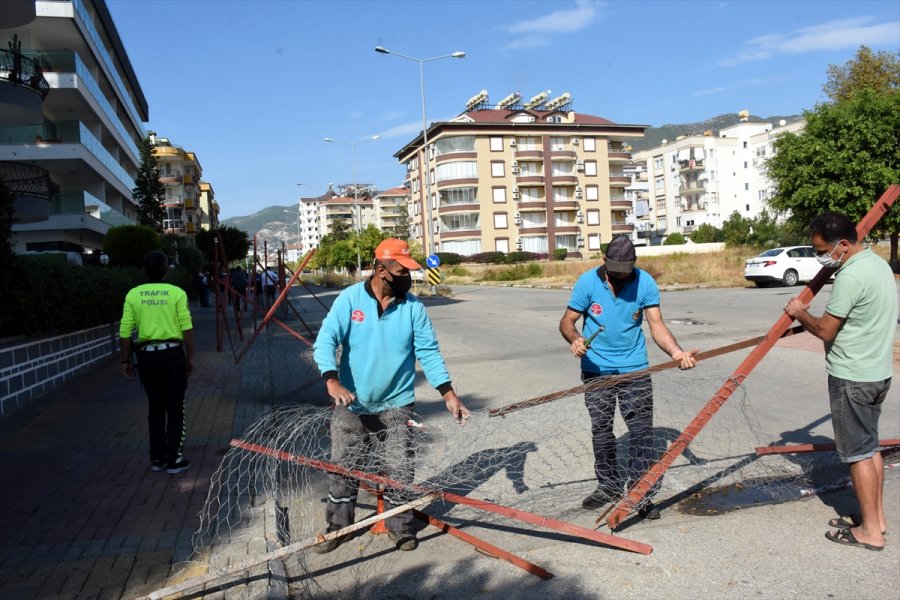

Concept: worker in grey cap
[[559, 236, 697, 519]]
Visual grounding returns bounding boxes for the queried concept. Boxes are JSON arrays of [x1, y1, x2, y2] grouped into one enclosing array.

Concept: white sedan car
[[744, 245, 826, 287]]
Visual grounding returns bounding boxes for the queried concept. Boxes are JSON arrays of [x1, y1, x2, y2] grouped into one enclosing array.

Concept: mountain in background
[[629, 112, 803, 152], [220, 112, 804, 231], [221, 204, 298, 238]]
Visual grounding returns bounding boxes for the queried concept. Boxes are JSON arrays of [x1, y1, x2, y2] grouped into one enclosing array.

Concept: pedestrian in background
[[311, 238, 470, 553], [559, 236, 697, 519], [120, 251, 195, 474], [784, 211, 896, 552], [230, 265, 249, 311]]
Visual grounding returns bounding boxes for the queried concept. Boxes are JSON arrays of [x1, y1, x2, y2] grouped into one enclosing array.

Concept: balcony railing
[[24, 50, 140, 160], [0, 161, 54, 198], [680, 180, 707, 194], [0, 121, 136, 191], [678, 159, 705, 172], [0, 49, 50, 99], [53, 191, 130, 227], [71, 0, 144, 126]]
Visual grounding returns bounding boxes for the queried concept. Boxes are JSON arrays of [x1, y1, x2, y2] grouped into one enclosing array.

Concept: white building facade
[[632, 119, 804, 242], [1, 0, 148, 257]]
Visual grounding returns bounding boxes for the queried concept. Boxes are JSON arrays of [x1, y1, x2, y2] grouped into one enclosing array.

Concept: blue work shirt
[[567, 266, 661, 374], [313, 280, 451, 414]]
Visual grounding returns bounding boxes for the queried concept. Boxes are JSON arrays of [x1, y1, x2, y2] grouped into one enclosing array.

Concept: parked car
[[411, 269, 425, 282], [744, 245, 830, 287]]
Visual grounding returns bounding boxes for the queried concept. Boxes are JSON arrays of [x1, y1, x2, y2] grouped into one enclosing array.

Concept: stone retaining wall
[[0, 323, 119, 416]]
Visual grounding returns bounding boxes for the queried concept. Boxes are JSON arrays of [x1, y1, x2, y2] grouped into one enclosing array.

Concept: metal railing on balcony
[[23, 50, 140, 160], [0, 49, 50, 99], [0, 121, 135, 191], [52, 191, 130, 227], [0, 161, 54, 198], [71, 0, 144, 127]]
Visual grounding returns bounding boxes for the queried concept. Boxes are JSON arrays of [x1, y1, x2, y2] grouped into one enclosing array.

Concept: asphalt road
[[291, 281, 900, 600]]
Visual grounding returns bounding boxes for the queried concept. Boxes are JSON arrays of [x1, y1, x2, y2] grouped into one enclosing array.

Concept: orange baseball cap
[[374, 238, 421, 270]]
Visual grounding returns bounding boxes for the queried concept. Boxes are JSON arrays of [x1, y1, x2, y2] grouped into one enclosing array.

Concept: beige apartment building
[[376, 186, 410, 238], [198, 181, 218, 231], [150, 134, 206, 235], [394, 92, 646, 256]]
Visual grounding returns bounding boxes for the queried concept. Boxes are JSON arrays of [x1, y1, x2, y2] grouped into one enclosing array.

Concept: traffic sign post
[[427, 267, 441, 286]]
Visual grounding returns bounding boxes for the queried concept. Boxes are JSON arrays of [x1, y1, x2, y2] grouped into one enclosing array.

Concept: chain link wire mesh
[[171, 354, 899, 598]]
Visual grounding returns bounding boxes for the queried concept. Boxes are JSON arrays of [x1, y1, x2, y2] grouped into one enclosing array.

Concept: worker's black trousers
[[137, 347, 188, 463]]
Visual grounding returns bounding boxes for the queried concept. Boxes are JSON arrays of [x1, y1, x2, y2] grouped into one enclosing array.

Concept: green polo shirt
[[824, 248, 897, 382], [119, 282, 193, 343]]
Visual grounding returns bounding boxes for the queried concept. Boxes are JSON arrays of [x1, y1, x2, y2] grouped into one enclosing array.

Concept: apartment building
[[633, 117, 804, 243], [375, 186, 410, 238], [298, 187, 335, 251], [0, 0, 148, 257], [149, 133, 206, 235], [198, 181, 218, 231], [393, 91, 646, 256]]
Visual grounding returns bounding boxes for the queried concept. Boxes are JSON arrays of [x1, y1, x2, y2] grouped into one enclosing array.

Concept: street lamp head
[[452, 51, 466, 58], [374, 46, 389, 54], [371, 135, 381, 141], [324, 138, 334, 142]]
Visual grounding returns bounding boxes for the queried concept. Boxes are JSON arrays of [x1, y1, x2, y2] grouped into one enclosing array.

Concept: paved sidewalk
[[0, 301, 325, 600]]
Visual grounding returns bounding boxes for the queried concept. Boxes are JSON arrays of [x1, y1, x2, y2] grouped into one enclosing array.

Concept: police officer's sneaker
[[388, 530, 418, 551], [311, 525, 352, 554], [581, 487, 618, 510], [150, 460, 166, 472], [166, 457, 191, 474]]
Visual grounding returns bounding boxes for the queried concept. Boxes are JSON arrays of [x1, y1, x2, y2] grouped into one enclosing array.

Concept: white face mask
[[816, 240, 845, 268]]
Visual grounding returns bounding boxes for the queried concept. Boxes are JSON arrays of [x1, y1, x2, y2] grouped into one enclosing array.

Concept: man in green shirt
[[785, 211, 896, 552], [120, 251, 195, 474]]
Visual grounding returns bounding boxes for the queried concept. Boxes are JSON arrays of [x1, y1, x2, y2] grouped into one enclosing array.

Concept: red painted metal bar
[[756, 439, 900, 456], [412, 509, 554, 580], [230, 438, 653, 555], [606, 185, 900, 529], [234, 249, 315, 365]]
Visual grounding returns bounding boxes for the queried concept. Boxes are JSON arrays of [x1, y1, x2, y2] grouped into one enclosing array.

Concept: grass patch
[[479, 262, 543, 282]]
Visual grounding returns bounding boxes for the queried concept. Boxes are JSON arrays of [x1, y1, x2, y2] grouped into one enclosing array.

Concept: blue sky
[[105, 0, 900, 220]]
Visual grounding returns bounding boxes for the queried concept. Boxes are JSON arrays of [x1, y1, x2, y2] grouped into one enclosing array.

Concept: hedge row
[[434, 249, 571, 266], [0, 256, 195, 338]]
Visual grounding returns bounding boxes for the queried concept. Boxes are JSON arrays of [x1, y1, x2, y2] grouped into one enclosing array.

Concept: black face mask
[[384, 272, 412, 296]]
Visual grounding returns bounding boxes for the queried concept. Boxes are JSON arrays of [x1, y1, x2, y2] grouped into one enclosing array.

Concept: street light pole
[[282, 209, 301, 255], [375, 46, 465, 257], [324, 136, 379, 276]]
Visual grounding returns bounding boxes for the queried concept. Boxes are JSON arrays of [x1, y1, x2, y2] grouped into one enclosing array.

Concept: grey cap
[[604, 236, 636, 273]]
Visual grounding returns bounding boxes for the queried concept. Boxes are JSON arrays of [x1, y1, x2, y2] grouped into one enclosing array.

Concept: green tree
[[749, 210, 781, 247], [312, 234, 357, 271], [329, 218, 352, 241], [353, 224, 388, 267], [688, 222, 722, 243], [721, 211, 753, 246], [194, 226, 251, 265], [766, 89, 899, 268], [390, 204, 411, 240], [103, 224, 161, 268], [824, 46, 900, 103], [663, 232, 686, 245], [133, 136, 165, 230], [161, 233, 204, 274]]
